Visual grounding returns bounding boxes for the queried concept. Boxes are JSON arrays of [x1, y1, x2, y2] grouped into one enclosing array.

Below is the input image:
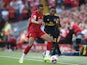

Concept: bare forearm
[[31, 19, 41, 24]]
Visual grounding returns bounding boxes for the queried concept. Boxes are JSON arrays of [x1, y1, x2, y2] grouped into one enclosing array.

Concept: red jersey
[[28, 11, 43, 30], [7, 7, 15, 18], [28, 11, 45, 38], [72, 24, 82, 35]]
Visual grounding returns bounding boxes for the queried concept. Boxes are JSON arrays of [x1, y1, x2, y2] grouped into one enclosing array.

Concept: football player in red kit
[[71, 23, 82, 51], [19, 4, 53, 63], [66, 22, 82, 51]]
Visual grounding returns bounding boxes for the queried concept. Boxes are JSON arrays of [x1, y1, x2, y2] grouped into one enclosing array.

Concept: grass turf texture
[[0, 51, 87, 65]]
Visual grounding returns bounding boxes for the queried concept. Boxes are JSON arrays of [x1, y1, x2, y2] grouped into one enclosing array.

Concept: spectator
[[21, 6, 31, 20], [3, 0, 11, 6], [56, 6, 63, 14], [3, 21, 12, 41], [56, 0, 63, 6], [71, 0, 79, 8], [47, 0, 56, 8], [13, 24, 20, 38], [79, 0, 85, 6], [0, 7, 3, 22], [10, 0, 17, 9], [0, 20, 5, 32], [64, 0, 72, 9], [16, 0, 25, 14], [7, 35, 17, 51], [7, 5, 16, 22], [1, 8, 9, 21], [0, 31, 6, 50]]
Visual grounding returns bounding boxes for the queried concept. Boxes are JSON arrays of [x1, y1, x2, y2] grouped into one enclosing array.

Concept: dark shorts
[[44, 27, 60, 38]]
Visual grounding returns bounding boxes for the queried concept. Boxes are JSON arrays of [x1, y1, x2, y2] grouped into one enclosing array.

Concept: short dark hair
[[50, 7, 55, 10], [38, 4, 43, 8]]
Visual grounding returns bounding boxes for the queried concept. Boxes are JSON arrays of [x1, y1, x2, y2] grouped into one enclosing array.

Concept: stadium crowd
[[0, 0, 85, 22], [0, 0, 87, 54]]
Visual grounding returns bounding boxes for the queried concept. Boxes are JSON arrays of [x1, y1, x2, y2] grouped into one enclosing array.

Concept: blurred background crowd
[[0, 0, 87, 22], [0, 0, 87, 55]]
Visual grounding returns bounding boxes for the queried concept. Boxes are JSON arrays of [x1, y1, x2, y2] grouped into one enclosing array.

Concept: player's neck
[[50, 13, 55, 16], [38, 11, 42, 14], [37, 10, 42, 14]]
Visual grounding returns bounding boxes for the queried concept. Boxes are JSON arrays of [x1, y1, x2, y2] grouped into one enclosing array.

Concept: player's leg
[[41, 33, 53, 52], [49, 29, 60, 56], [40, 33, 53, 61], [75, 33, 83, 51], [52, 42, 61, 56], [19, 37, 35, 63], [51, 37, 61, 56]]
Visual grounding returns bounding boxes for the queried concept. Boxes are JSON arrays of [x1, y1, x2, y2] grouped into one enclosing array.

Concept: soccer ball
[[50, 55, 57, 64]]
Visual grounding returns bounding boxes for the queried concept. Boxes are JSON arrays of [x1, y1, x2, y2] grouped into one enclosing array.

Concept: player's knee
[[47, 37, 53, 42], [28, 43, 33, 47]]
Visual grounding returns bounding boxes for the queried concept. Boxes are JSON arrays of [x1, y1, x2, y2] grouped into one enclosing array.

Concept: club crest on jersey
[[54, 19, 57, 21], [47, 19, 49, 21]]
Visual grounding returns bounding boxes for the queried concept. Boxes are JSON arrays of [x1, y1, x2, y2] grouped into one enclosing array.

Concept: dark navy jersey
[[44, 14, 60, 27], [43, 14, 60, 38]]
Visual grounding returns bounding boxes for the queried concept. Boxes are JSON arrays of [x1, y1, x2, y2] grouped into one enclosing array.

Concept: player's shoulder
[[54, 14, 59, 17], [31, 11, 38, 17], [32, 11, 38, 14], [44, 13, 50, 16], [54, 14, 60, 18], [54, 14, 57, 16]]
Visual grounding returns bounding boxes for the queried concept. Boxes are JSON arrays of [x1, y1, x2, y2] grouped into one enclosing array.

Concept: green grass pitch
[[0, 51, 87, 65]]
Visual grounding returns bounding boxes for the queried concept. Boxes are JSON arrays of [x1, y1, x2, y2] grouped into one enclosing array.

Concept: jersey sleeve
[[43, 13, 50, 23], [31, 12, 37, 21], [56, 16, 61, 27]]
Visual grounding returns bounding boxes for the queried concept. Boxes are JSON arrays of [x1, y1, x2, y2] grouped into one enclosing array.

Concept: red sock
[[47, 42, 52, 51], [24, 46, 31, 54]]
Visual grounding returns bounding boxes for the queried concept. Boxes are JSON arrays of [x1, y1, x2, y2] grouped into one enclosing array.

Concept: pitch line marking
[[0, 55, 80, 65]]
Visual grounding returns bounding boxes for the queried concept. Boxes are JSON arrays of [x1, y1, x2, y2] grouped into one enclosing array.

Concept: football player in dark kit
[[43, 7, 61, 60]]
